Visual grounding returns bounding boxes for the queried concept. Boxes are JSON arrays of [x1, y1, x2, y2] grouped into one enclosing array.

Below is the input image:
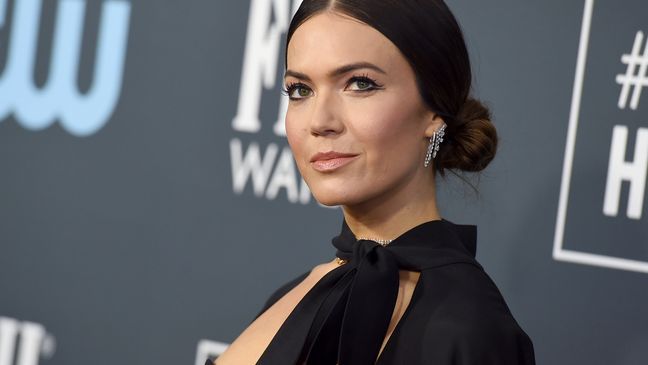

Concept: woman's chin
[[309, 189, 343, 206], [311, 190, 364, 208], [312, 195, 345, 207]]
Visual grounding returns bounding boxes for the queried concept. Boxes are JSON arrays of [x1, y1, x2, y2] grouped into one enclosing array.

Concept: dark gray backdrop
[[1, 0, 647, 364]]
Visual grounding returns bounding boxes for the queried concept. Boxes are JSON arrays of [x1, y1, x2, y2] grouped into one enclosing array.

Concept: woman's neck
[[341, 177, 442, 242]]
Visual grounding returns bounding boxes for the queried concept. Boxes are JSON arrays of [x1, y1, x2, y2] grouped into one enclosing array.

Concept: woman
[[214, 0, 536, 364]]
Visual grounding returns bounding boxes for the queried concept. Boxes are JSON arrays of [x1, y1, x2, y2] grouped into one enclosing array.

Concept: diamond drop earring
[[424, 123, 447, 168]]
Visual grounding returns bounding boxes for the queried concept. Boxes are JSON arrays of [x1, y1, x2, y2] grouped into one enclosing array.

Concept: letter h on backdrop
[[604, 31, 648, 220]]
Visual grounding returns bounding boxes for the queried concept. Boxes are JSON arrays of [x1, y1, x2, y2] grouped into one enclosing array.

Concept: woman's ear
[[424, 112, 446, 138]]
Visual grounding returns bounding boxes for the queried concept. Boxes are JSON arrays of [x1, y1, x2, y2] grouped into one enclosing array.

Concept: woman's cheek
[[356, 115, 398, 144], [285, 115, 304, 153]]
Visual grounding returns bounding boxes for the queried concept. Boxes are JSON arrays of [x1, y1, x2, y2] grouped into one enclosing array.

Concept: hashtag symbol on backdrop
[[616, 31, 648, 110]]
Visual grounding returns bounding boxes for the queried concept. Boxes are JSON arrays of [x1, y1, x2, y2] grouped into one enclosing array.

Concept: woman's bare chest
[[215, 262, 419, 364]]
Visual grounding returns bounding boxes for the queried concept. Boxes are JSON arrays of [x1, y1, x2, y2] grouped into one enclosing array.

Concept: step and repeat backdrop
[[1, 0, 647, 364]]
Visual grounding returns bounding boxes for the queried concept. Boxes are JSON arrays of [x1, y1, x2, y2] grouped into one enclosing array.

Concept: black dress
[[208, 218, 536, 365]]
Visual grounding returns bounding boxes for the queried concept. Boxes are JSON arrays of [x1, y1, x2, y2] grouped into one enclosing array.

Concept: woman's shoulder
[[254, 271, 310, 319], [252, 259, 338, 320], [411, 263, 535, 362], [418, 263, 520, 323]]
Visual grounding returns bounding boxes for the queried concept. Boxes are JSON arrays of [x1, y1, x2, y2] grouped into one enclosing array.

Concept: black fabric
[[210, 218, 535, 365]]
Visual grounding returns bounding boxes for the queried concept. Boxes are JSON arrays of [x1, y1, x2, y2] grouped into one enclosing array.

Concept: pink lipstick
[[310, 152, 359, 172]]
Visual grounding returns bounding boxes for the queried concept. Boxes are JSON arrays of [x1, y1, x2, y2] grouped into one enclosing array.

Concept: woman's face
[[285, 12, 441, 208]]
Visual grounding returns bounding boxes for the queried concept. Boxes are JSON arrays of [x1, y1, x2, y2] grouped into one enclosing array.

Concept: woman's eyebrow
[[284, 62, 387, 81]]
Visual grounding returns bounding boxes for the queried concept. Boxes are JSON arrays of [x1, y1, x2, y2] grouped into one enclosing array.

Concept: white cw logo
[[0, 0, 131, 137], [0, 317, 55, 365], [229, 0, 317, 205]]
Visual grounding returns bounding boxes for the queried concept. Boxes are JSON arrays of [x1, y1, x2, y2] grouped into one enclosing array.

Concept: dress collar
[[332, 218, 479, 270]]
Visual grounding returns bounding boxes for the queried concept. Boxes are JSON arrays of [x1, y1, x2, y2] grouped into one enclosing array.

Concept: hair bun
[[436, 98, 498, 174]]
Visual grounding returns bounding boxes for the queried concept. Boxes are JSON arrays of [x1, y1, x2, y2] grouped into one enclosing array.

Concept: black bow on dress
[[256, 218, 480, 365]]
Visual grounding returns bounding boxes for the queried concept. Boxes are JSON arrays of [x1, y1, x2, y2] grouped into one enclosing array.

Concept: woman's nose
[[309, 92, 344, 137]]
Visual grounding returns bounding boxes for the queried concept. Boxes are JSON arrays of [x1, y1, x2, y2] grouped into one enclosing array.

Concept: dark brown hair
[[285, 0, 497, 177]]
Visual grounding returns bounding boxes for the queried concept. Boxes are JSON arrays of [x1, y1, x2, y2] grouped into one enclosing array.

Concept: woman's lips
[[310, 153, 359, 172]]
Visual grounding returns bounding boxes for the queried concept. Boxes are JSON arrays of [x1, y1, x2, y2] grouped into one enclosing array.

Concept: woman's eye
[[282, 83, 312, 100], [347, 76, 381, 92], [297, 87, 312, 97]]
